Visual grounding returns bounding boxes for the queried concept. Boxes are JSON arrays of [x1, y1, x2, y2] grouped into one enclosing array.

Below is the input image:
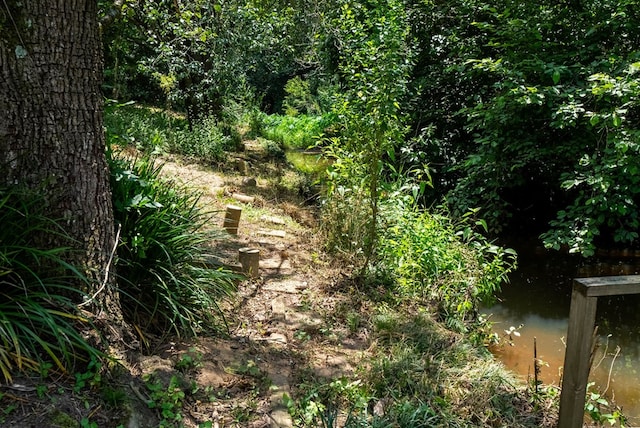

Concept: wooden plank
[[260, 215, 286, 225], [223, 205, 242, 235], [559, 274, 640, 427], [257, 229, 286, 238], [575, 275, 640, 297], [558, 282, 598, 428], [232, 193, 255, 203]]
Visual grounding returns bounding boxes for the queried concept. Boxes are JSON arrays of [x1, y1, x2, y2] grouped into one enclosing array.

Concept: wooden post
[[238, 247, 260, 278], [223, 205, 242, 234], [558, 282, 598, 428], [558, 275, 640, 428]]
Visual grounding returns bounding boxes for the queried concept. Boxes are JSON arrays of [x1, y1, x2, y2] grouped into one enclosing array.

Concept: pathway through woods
[[146, 152, 369, 427], [0, 147, 369, 428]]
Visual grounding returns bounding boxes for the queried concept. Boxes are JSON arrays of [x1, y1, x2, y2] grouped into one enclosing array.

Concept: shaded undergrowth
[[108, 150, 238, 342], [0, 187, 103, 382]]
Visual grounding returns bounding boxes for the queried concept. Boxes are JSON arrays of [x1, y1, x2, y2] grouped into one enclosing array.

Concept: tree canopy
[[101, 0, 640, 256]]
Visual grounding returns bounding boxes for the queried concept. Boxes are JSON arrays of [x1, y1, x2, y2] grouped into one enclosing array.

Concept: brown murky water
[[484, 246, 640, 424]]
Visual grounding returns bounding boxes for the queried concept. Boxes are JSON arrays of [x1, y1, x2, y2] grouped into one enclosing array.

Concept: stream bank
[[485, 242, 640, 425]]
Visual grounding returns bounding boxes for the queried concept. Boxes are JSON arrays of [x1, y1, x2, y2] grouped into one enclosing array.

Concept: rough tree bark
[[0, 1, 133, 348]]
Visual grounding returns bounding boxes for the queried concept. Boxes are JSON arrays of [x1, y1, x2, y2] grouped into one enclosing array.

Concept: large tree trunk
[[0, 1, 132, 347]]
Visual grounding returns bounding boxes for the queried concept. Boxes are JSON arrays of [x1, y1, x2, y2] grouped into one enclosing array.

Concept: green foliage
[[104, 101, 180, 153], [258, 137, 286, 160], [286, 309, 553, 427], [167, 115, 236, 164], [109, 152, 237, 338], [259, 113, 331, 150], [101, 1, 322, 120], [105, 102, 235, 164], [175, 348, 203, 373], [145, 374, 186, 427], [285, 378, 369, 427], [101, 0, 640, 254], [585, 382, 627, 427], [0, 188, 103, 382], [321, 0, 413, 267], [282, 76, 323, 116], [360, 310, 549, 427], [319, 168, 372, 264], [74, 358, 102, 393], [228, 359, 263, 378], [402, 0, 640, 253], [377, 204, 516, 331], [540, 60, 640, 255]]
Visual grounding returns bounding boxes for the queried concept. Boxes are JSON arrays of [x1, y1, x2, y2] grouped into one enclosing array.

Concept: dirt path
[[0, 150, 366, 428], [150, 155, 367, 427]]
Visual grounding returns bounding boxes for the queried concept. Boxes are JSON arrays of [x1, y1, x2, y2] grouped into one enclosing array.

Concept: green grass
[[105, 102, 237, 164], [288, 306, 557, 428], [285, 150, 330, 176], [259, 113, 333, 150], [104, 101, 183, 152], [365, 309, 549, 427]]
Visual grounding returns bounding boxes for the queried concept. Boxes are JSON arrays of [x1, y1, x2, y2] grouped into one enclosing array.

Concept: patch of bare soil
[[0, 146, 366, 428]]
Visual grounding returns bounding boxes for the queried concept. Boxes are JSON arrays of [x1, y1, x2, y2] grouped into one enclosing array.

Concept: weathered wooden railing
[[559, 275, 640, 428]]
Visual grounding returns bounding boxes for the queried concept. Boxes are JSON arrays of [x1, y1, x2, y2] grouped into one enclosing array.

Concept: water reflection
[[488, 308, 567, 381], [484, 245, 640, 423]]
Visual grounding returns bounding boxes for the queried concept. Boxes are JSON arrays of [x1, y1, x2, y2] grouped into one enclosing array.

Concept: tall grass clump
[[109, 151, 237, 340], [362, 310, 555, 427], [287, 310, 555, 427], [0, 188, 102, 382], [317, 151, 377, 270], [377, 202, 517, 332]]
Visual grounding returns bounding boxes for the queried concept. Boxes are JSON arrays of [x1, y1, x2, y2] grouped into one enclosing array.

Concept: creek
[[484, 242, 640, 424]]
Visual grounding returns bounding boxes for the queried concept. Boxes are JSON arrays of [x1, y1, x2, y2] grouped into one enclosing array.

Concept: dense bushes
[[102, 0, 640, 254], [377, 204, 516, 331], [402, 0, 640, 254]]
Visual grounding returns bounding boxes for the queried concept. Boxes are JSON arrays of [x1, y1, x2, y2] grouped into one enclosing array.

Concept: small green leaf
[[612, 113, 622, 127]]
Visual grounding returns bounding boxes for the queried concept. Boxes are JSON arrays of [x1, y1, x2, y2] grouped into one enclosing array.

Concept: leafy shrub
[[168, 115, 236, 164], [377, 204, 516, 331], [0, 188, 102, 381], [109, 152, 237, 338]]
